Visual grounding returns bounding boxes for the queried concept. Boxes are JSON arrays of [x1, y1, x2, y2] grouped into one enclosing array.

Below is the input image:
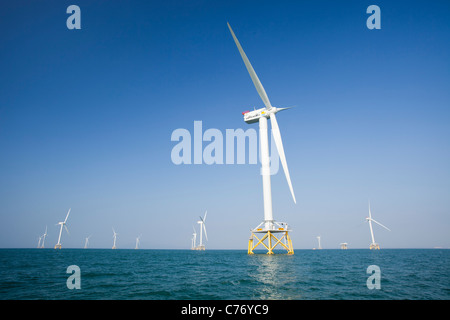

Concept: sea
[[0, 249, 449, 300]]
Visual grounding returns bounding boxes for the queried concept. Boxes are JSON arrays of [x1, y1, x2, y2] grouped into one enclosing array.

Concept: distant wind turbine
[[40, 226, 48, 248], [84, 235, 91, 249], [55, 209, 71, 249], [366, 202, 391, 249], [135, 234, 142, 249], [191, 226, 197, 250], [112, 228, 118, 249], [196, 211, 208, 250]]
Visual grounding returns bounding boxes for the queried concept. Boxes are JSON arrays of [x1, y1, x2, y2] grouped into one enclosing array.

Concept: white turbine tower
[[112, 228, 118, 249], [84, 235, 91, 249], [37, 235, 42, 248], [196, 211, 208, 250], [135, 234, 142, 249], [40, 226, 48, 248], [191, 226, 197, 250], [366, 202, 391, 249], [317, 236, 322, 250], [228, 23, 296, 255], [55, 209, 71, 249]]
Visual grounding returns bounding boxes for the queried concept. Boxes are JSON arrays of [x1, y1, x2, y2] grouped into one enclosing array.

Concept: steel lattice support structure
[[248, 230, 294, 255]]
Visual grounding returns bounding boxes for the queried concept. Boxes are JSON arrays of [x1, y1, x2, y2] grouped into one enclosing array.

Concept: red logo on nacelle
[[242, 111, 250, 115]]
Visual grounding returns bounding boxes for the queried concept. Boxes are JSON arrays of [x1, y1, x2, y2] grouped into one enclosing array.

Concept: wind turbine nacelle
[[243, 107, 266, 124], [242, 107, 289, 124]]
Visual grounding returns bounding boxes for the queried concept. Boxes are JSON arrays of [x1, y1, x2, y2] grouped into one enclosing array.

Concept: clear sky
[[0, 0, 449, 249]]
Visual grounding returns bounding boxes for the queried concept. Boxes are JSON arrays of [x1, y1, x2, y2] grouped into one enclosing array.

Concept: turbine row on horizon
[[36, 209, 143, 249]]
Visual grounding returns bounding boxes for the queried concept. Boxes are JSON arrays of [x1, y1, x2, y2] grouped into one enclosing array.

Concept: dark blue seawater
[[0, 249, 449, 300]]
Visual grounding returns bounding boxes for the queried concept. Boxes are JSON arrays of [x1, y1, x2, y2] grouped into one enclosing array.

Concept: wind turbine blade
[[371, 219, 391, 231], [203, 210, 207, 222], [276, 106, 294, 113], [269, 113, 296, 203], [227, 22, 272, 110], [203, 224, 208, 241], [64, 225, 70, 235], [64, 208, 71, 223]]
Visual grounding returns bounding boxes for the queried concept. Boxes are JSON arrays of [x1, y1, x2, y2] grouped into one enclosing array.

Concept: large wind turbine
[[54, 209, 71, 249], [112, 228, 118, 249], [228, 23, 296, 254], [196, 211, 208, 250], [366, 202, 391, 249]]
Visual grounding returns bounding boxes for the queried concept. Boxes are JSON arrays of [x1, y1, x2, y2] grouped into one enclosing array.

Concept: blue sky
[[0, 0, 449, 249]]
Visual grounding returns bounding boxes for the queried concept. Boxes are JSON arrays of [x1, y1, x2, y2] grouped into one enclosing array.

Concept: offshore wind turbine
[[195, 211, 208, 250], [317, 236, 322, 250], [135, 234, 142, 249], [192, 211, 208, 250], [228, 23, 296, 255], [37, 236, 42, 248], [40, 226, 48, 248], [366, 202, 391, 249], [191, 226, 197, 250], [84, 235, 91, 249], [112, 228, 118, 249], [54, 209, 71, 249]]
